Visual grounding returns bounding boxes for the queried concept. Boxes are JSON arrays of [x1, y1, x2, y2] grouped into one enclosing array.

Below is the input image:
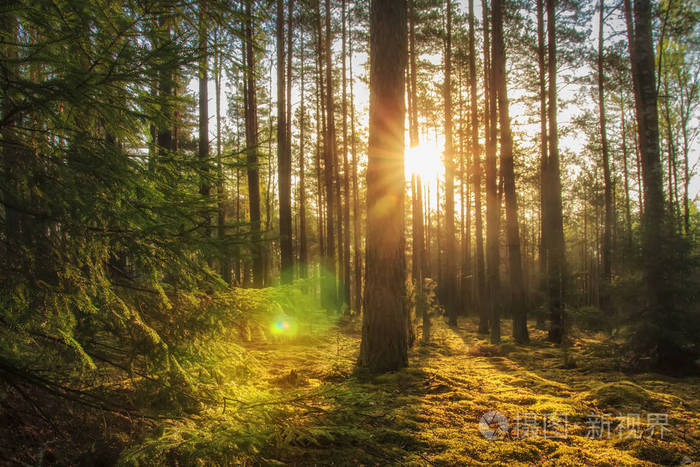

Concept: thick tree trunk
[[492, 0, 528, 343], [359, 0, 409, 373], [626, 0, 672, 364]]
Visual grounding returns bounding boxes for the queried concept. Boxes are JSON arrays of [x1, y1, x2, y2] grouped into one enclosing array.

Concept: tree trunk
[[545, 0, 567, 344], [626, 0, 672, 365], [320, 0, 338, 309], [349, 32, 362, 313], [492, 0, 528, 343], [299, 26, 308, 278], [536, 0, 548, 330], [443, 0, 457, 326], [480, 0, 493, 336], [214, 36, 229, 284], [198, 1, 211, 239], [469, 0, 485, 317], [620, 89, 633, 253], [359, 0, 409, 372], [244, 0, 263, 288], [277, 0, 293, 283], [341, 0, 351, 308], [484, 0, 500, 344], [597, 0, 613, 306]]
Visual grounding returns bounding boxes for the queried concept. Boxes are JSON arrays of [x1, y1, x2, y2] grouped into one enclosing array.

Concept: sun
[[404, 142, 444, 183]]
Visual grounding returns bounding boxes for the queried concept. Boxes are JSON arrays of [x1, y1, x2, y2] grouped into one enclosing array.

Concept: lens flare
[[271, 318, 294, 335]]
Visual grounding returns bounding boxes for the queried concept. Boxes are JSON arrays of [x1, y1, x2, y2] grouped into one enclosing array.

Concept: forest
[[1, 0, 699, 464]]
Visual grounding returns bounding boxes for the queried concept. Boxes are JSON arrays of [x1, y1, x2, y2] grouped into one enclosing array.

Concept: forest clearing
[[1, 0, 699, 464]]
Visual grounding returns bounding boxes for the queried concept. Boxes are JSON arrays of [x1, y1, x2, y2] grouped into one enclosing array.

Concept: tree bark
[[536, 0, 548, 330], [359, 0, 409, 373], [468, 0, 485, 316], [198, 1, 211, 239], [480, 0, 494, 336], [341, 0, 351, 308], [492, 0, 528, 343], [597, 0, 613, 305], [299, 25, 308, 278], [545, 0, 567, 344], [320, 0, 338, 309], [244, 0, 263, 288], [349, 31, 362, 313], [626, 0, 672, 364], [484, 0, 500, 344], [443, 0, 457, 326], [277, 0, 293, 283]]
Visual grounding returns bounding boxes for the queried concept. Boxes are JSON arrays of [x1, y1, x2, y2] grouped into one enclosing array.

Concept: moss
[[123, 318, 699, 466], [586, 381, 667, 413], [629, 439, 688, 465]]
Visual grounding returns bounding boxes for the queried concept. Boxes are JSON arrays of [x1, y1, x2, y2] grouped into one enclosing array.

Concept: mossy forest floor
[[139, 317, 699, 466]]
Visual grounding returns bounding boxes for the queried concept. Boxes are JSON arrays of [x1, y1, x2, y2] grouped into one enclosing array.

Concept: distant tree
[[278, 0, 293, 283], [443, 0, 457, 326]]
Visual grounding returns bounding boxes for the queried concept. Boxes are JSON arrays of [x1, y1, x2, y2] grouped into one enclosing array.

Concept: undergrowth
[[119, 317, 700, 466]]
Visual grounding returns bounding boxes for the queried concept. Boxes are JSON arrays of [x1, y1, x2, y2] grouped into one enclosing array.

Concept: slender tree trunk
[[341, 0, 351, 308], [469, 0, 485, 317], [597, 0, 613, 305], [157, 16, 173, 157], [199, 1, 211, 240], [277, 0, 293, 283], [536, 0, 548, 330], [480, 0, 493, 335], [484, 0, 500, 344], [319, 0, 337, 309], [314, 14, 326, 294], [492, 0, 528, 343], [546, 0, 567, 344], [620, 90, 633, 252], [459, 67, 471, 314], [299, 28, 308, 277], [215, 35, 229, 284], [349, 32, 362, 313], [244, 0, 263, 288], [359, 0, 409, 373], [2, 13, 20, 242], [443, 0, 457, 326], [323, 0, 343, 306]]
